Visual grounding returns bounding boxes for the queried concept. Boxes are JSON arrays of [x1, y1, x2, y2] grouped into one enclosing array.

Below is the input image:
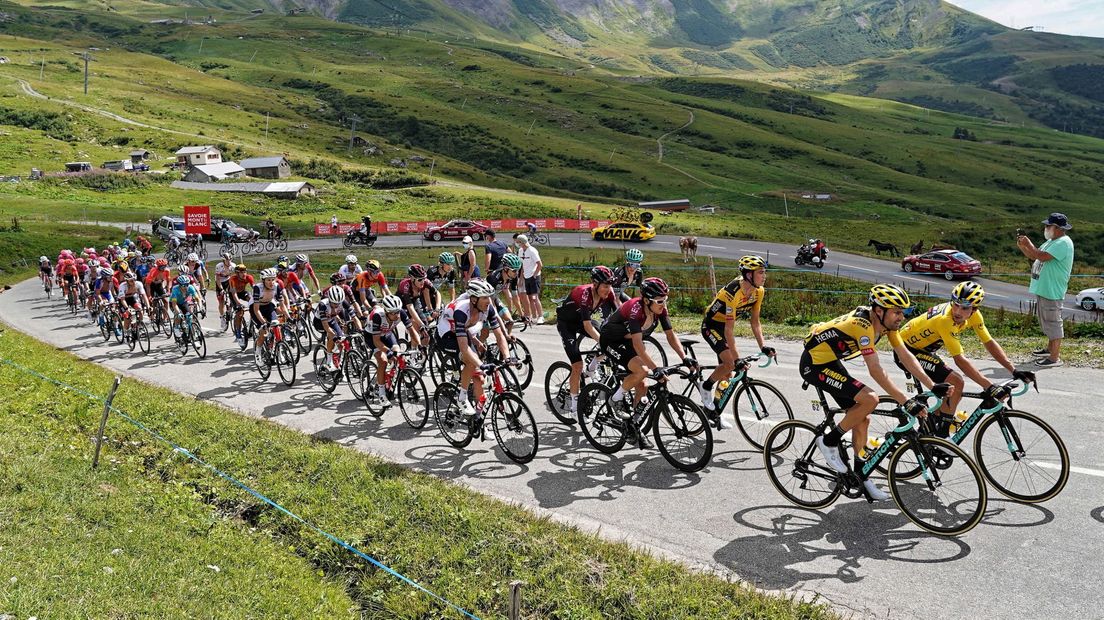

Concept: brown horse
[[910, 240, 924, 255], [679, 236, 698, 263]]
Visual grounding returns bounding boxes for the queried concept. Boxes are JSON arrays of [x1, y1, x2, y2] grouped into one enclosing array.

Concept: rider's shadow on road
[[1091, 506, 1104, 525], [714, 504, 972, 589]]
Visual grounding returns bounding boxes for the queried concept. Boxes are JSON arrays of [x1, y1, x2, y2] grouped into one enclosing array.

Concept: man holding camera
[[1017, 213, 1074, 368]]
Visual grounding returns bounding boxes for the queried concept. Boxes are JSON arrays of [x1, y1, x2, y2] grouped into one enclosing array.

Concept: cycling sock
[[612, 387, 625, 401], [703, 379, 715, 391], [822, 424, 844, 447], [586, 357, 600, 374], [569, 395, 578, 409]]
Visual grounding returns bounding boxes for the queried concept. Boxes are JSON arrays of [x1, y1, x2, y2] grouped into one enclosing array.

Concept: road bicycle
[[528, 231, 549, 246], [579, 363, 713, 472], [432, 357, 538, 464], [287, 298, 314, 360], [486, 334, 533, 390], [543, 345, 615, 425], [878, 375, 1069, 504], [97, 302, 123, 344], [42, 272, 52, 300], [311, 332, 367, 396], [360, 349, 431, 428], [253, 318, 296, 387], [263, 237, 289, 253], [122, 303, 151, 354], [763, 383, 987, 536], [173, 303, 207, 359], [678, 349, 793, 451]]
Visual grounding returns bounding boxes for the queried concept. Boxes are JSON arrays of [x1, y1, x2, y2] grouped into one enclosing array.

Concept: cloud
[[950, 0, 1104, 38]]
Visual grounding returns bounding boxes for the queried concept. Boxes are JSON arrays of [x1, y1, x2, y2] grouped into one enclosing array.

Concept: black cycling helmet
[[590, 265, 614, 284], [641, 277, 669, 300], [408, 263, 427, 279]]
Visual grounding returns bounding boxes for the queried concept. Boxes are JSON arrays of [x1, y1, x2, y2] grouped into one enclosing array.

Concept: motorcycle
[[795, 244, 827, 268], [343, 229, 377, 249]]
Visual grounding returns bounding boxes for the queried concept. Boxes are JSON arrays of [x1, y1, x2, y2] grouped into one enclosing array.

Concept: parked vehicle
[[102, 160, 134, 172], [154, 216, 187, 242], [901, 249, 982, 280], [1075, 287, 1104, 311], [422, 219, 491, 242]]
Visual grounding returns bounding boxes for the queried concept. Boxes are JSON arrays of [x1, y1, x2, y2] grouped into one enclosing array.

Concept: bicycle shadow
[[981, 499, 1054, 528], [714, 503, 973, 589], [403, 443, 531, 481], [1091, 506, 1104, 525]]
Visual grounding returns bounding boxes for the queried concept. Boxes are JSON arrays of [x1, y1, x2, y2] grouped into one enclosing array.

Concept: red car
[[422, 219, 491, 242], [901, 249, 982, 280]]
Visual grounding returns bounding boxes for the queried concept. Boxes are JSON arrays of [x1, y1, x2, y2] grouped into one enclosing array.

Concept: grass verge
[[0, 326, 833, 619]]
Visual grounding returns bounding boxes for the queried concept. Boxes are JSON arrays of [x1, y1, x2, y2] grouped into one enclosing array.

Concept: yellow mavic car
[[591, 221, 656, 242]]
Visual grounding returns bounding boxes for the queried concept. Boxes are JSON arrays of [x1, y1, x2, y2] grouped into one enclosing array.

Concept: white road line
[[653, 241, 675, 245], [898, 276, 929, 283], [700, 244, 725, 249], [1037, 462, 1104, 478], [841, 264, 878, 273], [987, 293, 1009, 299]]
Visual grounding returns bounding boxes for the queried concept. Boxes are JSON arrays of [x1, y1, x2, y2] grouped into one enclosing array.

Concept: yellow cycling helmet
[[951, 281, 985, 307], [366, 259, 381, 271], [738, 255, 766, 272], [869, 283, 911, 309]]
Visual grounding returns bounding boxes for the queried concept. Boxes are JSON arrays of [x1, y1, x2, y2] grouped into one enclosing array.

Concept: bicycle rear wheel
[[578, 384, 628, 454], [543, 361, 576, 424], [398, 369, 430, 429], [491, 393, 538, 464], [888, 436, 986, 536], [653, 394, 713, 472], [733, 379, 794, 452], [312, 347, 340, 394], [361, 361, 387, 418], [508, 338, 533, 390], [642, 335, 667, 367], [126, 324, 138, 351], [433, 383, 474, 448], [275, 341, 296, 387], [973, 409, 1068, 503], [345, 351, 368, 401], [763, 420, 842, 509]]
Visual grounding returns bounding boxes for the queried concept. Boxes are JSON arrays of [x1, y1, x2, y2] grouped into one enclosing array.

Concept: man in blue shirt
[[1018, 212, 1075, 368], [483, 229, 508, 273]]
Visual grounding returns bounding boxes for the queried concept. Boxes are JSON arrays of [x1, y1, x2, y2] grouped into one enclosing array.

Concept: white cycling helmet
[[327, 286, 346, 303], [221, 251, 233, 260], [187, 253, 199, 262], [98, 267, 113, 278], [39, 256, 48, 262], [179, 265, 192, 275], [345, 254, 358, 264], [295, 253, 309, 264], [467, 278, 495, 298], [381, 294, 403, 313], [260, 267, 278, 279]]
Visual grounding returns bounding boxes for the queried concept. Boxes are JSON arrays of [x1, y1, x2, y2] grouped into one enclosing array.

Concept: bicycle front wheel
[[642, 335, 668, 367], [136, 323, 150, 354], [733, 379, 793, 451], [191, 318, 206, 359], [509, 338, 533, 390], [973, 409, 1068, 503], [397, 369, 430, 429], [543, 361, 576, 425], [578, 384, 628, 454], [763, 420, 841, 509], [433, 383, 474, 449], [491, 393, 538, 464], [888, 436, 987, 536], [254, 344, 272, 380], [653, 394, 713, 472], [361, 361, 387, 418], [275, 342, 296, 387]]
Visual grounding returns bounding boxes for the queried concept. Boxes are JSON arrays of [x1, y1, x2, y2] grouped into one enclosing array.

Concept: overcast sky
[[950, 1, 1104, 38]]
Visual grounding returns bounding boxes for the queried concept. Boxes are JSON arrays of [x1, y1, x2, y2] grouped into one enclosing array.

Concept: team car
[[591, 221, 656, 242], [422, 219, 492, 242], [901, 249, 981, 280], [1076, 286, 1104, 311]]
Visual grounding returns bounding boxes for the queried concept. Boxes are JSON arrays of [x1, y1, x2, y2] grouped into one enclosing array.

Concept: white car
[[1075, 287, 1104, 311]]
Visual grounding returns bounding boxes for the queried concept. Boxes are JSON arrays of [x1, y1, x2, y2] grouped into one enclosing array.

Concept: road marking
[[841, 264, 878, 273], [700, 244, 725, 249], [987, 293, 1009, 299], [1037, 462, 1104, 478], [898, 276, 929, 283], [654, 241, 674, 245]]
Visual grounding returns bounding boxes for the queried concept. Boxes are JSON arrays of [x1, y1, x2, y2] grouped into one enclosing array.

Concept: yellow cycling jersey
[[704, 280, 764, 324], [889, 302, 992, 357], [804, 306, 887, 365]]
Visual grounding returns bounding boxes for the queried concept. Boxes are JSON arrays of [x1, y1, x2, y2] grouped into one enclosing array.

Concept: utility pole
[[525, 119, 536, 136], [39, 55, 44, 80], [347, 114, 361, 152], [198, 37, 204, 53], [264, 112, 270, 141], [75, 51, 94, 95]]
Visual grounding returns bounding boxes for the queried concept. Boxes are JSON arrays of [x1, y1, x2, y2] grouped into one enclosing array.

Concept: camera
[[1016, 228, 1024, 237]]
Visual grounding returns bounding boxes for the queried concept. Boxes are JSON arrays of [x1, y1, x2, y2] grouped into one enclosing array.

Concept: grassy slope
[[0, 326, 834, 619]]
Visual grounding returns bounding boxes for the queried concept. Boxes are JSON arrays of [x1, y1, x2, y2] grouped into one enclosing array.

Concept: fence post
[[92, 376, 122, 469], [707, 255, 716, 291], [508, 580, 524, 620]]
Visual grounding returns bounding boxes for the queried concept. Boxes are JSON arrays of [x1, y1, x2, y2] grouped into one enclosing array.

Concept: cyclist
[[396, 264, 436, 338], [556, 266, 619, 415], [183, 253, 208, 293], [117, 271, 150, 336], [322, 273, 365, 332], [611, 249, 645, 302], [39, 256, 52, 291], [58, 256, 79, 301], [365, 294, 416, 403], [698, 255, 775, 426], [213, 252, 235, 328], [91, 267, 117, 313], [133, 255, 152, 283], [437, 279, 511, 417], [525, 221, 538, 237], [165, 235, 182, 257], [427, 252, 458, 304], [599, 278, 696, 428], [890, 281, 1035, 436], [227, 264, 256, 347], [293, 254, 321, 293], [354, 259, 391, 308], [803, 284, 945, 501], [276, 261, 308, 302], [136, 234, 153, 257], [251, 268, 290, 358], [337, 254, 362, 281], [169, 274, 200, 338], [458, 236, 481, 283], [314, 285, 353, 371], [485, 253, 523, 331]]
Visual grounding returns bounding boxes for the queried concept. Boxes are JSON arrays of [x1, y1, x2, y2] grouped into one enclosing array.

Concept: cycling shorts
[[149, 282, 165, 298], [599, 332, 635, 371], [893, 348, 952, 384], [367, 332, 398, 351], [557, 321, 586, 364], [798, 351, 867, 411], [123, 295, 140, 309], [253, 302, 278, 324], [63, 274, 76, 285], [701, 320, 729, 355]]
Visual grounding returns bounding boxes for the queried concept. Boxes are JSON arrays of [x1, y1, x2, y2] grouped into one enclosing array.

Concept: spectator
[[458, 235, 480, 283], [330, 214, 338, 233], [1018, 213, 1075, 368], [484, 229, 508, 273], [517, 234, 544, 324]]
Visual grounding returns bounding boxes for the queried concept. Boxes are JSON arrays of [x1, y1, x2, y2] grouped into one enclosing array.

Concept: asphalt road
[[241, 232, 1098, 322], [4, 277, 1102, 619]]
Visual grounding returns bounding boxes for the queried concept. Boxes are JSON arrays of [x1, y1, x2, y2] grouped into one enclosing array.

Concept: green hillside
[[0, 0, 1101, 270]]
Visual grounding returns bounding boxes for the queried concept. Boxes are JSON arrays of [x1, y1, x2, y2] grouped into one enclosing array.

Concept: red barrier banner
[[314, 219, 614, 236], [183, 205, 211, 235]]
